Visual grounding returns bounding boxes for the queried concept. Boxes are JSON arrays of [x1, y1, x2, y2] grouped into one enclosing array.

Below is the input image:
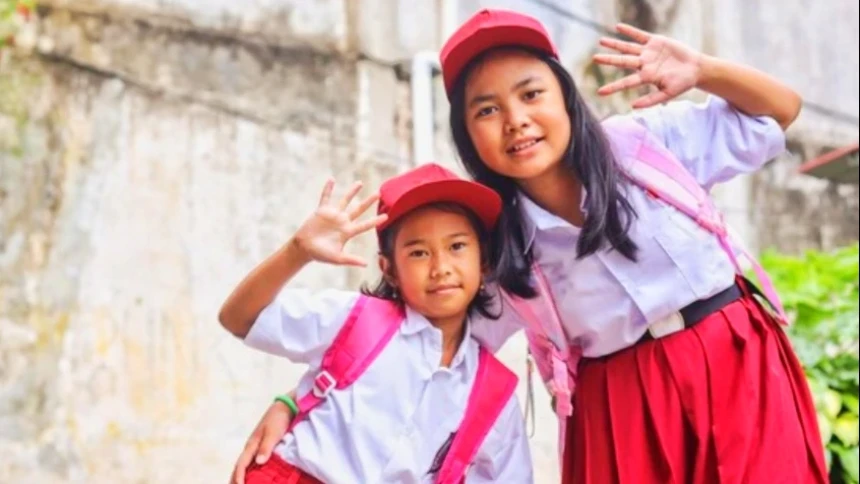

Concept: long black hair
[[360, 202, 500, 320], [449, 47, 639, 298]]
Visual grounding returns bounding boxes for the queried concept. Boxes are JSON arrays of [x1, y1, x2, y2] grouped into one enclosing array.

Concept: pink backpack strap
[[434, 347, 518, 484], [289, 296, 405, 430], [499, 264, 580, 472], [602, 116, 789, 325]]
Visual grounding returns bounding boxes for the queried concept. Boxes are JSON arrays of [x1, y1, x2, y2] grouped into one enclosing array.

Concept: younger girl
[[219, 163, 533, 483]]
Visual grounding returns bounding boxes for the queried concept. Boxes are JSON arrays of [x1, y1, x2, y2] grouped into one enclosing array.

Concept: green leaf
[[834, 415, 860, 447], [845, 394, 860, 416], [819, 413, 834, 447], [831, 444, 860, 483], [824, 389, 845, 419]]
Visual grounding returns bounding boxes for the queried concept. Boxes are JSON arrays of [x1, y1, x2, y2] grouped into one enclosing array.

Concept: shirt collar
[[402, 305, 474, 369], [517, 188, 589, 251]]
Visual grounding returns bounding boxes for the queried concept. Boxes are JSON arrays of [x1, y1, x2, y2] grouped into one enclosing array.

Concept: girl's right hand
[[230, 400, 295, 484], [293, 180, 388, 267]]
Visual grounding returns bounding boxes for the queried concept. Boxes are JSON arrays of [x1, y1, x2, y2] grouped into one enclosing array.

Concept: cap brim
[[378, 179, 502, 232]]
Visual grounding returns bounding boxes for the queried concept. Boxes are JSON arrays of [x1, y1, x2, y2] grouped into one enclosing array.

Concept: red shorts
[[244, 453, 323, 484]]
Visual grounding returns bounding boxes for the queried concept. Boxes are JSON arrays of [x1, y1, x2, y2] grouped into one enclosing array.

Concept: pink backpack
[[500, 115, 789, 470], [288, 296, 519, 484]]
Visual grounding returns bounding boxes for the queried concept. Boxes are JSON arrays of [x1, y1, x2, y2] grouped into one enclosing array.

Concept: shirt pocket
[[651, 203, 725, 299]]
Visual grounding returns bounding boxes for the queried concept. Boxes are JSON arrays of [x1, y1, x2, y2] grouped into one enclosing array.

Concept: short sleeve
[[243, 288, 359, 366], [631, 96, 786, 190]]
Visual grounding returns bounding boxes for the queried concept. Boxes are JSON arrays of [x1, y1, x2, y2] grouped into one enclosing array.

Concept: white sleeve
[[466, 394, 534, 483], [632, 96, 786, 190], [243, 288, 359, 366]]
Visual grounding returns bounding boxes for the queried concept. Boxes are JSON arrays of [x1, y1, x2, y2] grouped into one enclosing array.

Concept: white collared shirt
[[244, 289, 534, 483]]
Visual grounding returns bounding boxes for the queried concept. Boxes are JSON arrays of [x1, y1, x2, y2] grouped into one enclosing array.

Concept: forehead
[[464, 49, 553, 94], [394, 206, 477, 242]]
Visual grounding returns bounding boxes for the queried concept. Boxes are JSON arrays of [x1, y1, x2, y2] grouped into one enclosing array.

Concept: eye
[[408, 249, 428, 258], [475, 105, 497, 118], [451, 241, 467, 251], [523, 89, 543, 101]]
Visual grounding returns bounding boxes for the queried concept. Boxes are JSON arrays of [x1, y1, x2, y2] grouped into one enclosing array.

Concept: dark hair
[[427, 432, 456, 477], [449, 46, 638, 298], [360, 202, 500, 320]]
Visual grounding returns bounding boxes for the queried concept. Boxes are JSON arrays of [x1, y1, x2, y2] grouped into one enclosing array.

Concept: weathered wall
[[0, 2, 402, 482]]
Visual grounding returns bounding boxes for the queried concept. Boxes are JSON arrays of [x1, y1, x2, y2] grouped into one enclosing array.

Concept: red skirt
[[562, 294, 828, 484], [245, 453, 323, 484]]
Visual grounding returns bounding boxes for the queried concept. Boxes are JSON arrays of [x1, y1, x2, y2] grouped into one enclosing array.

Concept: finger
[[592, 54, 642, 70], [256, 425, 285, 464], [631, 90, 672, 109], [616, 23, 652, 43], [348, 193, 380, 220], [349, 214, 389, 236], [338, 181, 364, 211], [334, 253, 368, 267], [599, 37, 643, 55], [596, 73, 644, 96], [318, 179, 334, 207]]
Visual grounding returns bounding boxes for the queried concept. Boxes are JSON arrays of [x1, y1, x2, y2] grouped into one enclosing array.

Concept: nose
[[503, 103, 531, 134], [429, 253, 453, 279]]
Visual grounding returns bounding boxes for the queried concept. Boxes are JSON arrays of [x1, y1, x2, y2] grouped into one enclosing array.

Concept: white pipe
[[411, 51, 440, 165]]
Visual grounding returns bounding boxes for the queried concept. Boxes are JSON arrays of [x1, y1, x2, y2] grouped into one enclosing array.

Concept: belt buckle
[[648, 311, 685, 339]]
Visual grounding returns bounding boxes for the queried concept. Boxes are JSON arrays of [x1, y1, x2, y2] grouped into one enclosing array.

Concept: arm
[[231, 389, 298, 484], [595, 23, 802, 130], [218, 179, 386, 338], [219, 239, 311, 338], [696, 55, 801, 130]]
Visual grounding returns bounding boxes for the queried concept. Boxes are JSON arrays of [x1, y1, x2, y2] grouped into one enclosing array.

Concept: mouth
[[427, 284, 461, 295], [506, 137, 545, 155]]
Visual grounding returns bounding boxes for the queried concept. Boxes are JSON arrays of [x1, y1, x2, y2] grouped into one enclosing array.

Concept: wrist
[[694, 54, 721, 91], [274, 394, 299, 418]]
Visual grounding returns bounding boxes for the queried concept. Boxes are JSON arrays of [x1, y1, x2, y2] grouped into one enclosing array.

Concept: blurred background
[[1, 0, 858, 482]]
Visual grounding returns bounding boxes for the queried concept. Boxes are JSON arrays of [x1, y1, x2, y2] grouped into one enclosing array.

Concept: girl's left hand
[[593, 23, 704, 109]]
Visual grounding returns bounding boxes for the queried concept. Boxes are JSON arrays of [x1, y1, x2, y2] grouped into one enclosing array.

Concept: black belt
[[639, 282, 744, 343]]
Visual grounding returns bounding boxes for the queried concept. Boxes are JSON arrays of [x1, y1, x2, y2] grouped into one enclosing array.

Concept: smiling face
[[380, 205, 483, 327], [462, 48, 572, 184]]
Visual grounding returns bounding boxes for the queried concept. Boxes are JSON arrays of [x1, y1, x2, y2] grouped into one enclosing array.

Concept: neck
[[429, 313, 467, 368], [518, 164, 584, 227]]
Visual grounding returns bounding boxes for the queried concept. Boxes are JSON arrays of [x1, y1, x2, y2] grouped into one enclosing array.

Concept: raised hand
[[293, 180, 387, 267], [593, 23, 704, 109]]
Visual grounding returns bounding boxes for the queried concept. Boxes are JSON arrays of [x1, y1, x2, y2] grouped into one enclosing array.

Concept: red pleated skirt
[[245, 453, 323, 484], [562, 294, 829, 484]]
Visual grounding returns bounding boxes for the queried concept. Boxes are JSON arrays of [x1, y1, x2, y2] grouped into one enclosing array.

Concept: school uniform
[[471, 97, 827, 483], [243, 288, 534, 483]]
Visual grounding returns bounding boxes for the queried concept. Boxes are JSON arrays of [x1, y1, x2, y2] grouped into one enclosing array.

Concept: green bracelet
[[274, 394, 299, 417]]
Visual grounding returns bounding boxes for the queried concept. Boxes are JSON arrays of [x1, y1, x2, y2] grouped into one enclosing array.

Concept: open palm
[[295, 180, 387, 267], [593, 23, 704, 109]]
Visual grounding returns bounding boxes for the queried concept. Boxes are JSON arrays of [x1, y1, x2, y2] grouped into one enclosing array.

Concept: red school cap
[[376, 163, 502, 233], [439, 8, 560, 98]]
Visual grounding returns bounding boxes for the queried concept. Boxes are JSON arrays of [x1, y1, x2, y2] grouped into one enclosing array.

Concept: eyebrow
[[400, 232, 472, 247], [468, 76, 539, 108]]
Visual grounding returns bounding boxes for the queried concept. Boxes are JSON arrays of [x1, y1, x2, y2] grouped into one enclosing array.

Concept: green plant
[[760, 244, 860, 483]]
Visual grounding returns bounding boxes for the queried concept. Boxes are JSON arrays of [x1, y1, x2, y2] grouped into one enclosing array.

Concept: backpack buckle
[[312, 370, 337, 398]]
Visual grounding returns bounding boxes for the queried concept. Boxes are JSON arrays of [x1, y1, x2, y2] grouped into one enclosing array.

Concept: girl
[[237, 8, 827, 484], [219, 163, 533, 484]]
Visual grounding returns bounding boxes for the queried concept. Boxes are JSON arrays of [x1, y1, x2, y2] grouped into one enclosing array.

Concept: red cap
[[377, 163, 502, 233], [440, 9, 559, 97]]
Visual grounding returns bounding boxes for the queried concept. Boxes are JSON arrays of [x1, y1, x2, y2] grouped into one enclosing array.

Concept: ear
[[378, 255, 397, 287]]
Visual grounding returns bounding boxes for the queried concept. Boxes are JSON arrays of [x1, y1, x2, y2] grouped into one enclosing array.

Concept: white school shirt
[[244, 289, 534, 484], [471, 96, 787, 357]]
